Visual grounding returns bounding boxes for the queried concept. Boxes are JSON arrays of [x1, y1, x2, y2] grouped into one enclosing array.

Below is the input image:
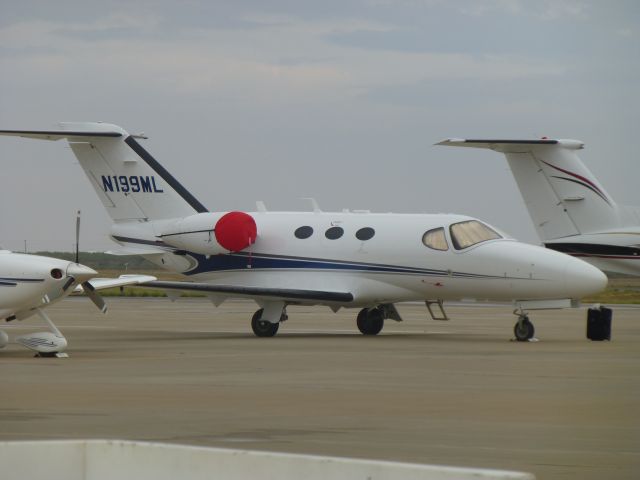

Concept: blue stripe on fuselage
[[183, 252, 448, 277], [182, 251, 515, 279]]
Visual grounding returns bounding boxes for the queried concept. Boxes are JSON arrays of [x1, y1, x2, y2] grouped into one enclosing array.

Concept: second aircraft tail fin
[[437, 138, 621, 241]]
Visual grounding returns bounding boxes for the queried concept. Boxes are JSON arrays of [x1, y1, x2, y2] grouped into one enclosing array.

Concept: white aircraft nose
[[563, 256, 608, 298], [66, 263, 98, 282]]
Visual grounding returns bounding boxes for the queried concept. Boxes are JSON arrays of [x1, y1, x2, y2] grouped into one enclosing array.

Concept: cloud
[[0, 13, 567, 105], [454, 0, 589, 20], [0, 0, 638, 250], [616, 27, 635, 38]]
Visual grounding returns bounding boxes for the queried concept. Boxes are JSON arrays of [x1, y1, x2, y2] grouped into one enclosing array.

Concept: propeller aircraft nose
[[66, 263, 98, 283]]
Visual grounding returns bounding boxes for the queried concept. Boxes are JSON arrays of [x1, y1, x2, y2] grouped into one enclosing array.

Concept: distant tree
[[34, 251, 159, 271]]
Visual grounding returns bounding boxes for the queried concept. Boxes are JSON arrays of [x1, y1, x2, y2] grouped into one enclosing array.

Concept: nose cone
[[66, 263, 98, 282], [563, 256, 608, 298]]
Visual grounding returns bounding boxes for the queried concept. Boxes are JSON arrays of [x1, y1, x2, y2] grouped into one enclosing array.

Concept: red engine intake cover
[[214, 211, 257, 252]]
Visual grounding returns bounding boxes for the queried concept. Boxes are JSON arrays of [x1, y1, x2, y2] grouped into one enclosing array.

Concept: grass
[[582, 277, 640, 305]]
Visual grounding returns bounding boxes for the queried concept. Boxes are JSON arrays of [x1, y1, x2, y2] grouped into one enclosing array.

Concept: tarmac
[[1, 298, 638, 480]]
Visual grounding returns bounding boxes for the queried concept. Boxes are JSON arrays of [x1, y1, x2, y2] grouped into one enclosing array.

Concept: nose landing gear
[[513, 312, 535, 342]]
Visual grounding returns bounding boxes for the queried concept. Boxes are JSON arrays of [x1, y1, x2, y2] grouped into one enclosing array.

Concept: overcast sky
[[0, 0, 638, 252]]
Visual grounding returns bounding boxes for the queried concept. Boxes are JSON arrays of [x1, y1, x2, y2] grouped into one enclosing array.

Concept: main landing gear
[[513, 313, 535, 342], [14, 308, 69, 357], [251, 308, 287, 337], [356, 307, 385, 335], [355, 305, 401, 336], [249, 303, 401, 337]]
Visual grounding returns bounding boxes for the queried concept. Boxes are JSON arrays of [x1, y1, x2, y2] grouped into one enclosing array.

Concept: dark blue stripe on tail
[[124, 136, 209, 213]]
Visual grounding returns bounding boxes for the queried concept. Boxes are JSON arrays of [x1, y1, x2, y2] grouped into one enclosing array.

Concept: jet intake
[[160, 211, 257, 255]]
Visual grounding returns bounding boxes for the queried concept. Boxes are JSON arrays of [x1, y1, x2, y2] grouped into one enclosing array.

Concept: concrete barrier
[[0, 440, 535, 480]]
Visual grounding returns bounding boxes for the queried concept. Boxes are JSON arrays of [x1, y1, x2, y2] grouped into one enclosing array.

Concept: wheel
[[357, 308, 384, 335], [251, 309, 280, 337], [514, 316, 535, 341]]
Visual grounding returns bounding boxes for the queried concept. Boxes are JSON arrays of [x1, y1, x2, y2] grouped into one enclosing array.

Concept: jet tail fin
[[0, 123, 208, 222], [437, 138, 621, 240]]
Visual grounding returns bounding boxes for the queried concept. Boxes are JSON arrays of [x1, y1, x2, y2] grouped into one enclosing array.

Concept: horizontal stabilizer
[[143, 280, 354, 303], [436, 138, 583, 152], [0, 128, 123, 141]]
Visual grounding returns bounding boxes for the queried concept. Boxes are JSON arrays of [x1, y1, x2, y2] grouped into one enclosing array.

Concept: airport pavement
[[1, 298, 638, 479]]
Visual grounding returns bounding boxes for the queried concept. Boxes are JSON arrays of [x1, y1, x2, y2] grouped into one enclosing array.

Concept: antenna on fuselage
[[301, 197, 322, 213]]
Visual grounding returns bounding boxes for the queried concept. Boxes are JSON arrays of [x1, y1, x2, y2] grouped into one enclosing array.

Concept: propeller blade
[[81, 281, 107, 314], [75, 210, 81, 264], [62, 276, 76, 292]]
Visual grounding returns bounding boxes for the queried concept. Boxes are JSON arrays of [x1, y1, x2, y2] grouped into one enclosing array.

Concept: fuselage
[[111, 211, 607, 307], [545, 228, 640, 276]]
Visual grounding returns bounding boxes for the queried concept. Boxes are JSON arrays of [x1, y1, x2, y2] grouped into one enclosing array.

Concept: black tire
[[251, 309, 280, 337], [514, 316, 535, 341], [357, 308, 384, 335]]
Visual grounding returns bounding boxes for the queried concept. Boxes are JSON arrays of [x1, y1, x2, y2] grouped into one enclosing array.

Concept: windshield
[[449, 220, 502, 250]]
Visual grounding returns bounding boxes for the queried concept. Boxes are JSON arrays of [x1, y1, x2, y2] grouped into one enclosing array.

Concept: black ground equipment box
[[587, 306, 612, 341]]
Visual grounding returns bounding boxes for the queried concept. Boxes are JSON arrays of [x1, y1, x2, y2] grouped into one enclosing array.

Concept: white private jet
[[0, 123, 607, 341], [438, 138, 640, 276], [0, 248, 155, 356]]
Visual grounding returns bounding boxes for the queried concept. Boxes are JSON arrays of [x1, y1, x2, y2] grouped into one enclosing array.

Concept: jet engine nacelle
[[159, 211, 257, 255]]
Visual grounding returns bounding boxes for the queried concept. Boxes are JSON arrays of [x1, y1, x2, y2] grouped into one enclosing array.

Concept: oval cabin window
[[294, 226, 314, 239], [355, 227, 375, 241], [325, 226, 344, 240]]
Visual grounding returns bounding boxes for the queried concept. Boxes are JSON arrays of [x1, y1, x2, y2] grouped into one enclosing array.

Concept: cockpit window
[[422, 227, 449, 251], [449, 220, 501, 250]]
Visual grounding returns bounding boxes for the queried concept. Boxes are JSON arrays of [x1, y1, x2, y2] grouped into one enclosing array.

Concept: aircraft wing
[[105, 247, 168, 256], [142, 280, 354, 304], [73, 274, 158, 293]]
